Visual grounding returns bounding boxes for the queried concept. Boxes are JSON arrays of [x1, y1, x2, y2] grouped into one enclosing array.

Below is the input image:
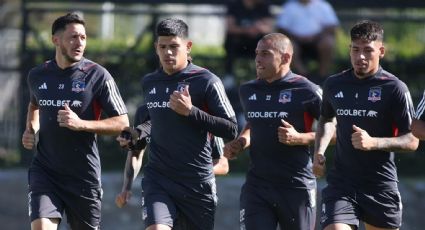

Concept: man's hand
[[22, 127, 36, 150], [169, 85, 192, 116], [352, 125, 376, 151], [278, 119, 301, 145], [116, 127, 140, 149], [115, 190, 132, 208], [57, 104, 83, 131], [313, 154, 326, 178], [223, 138, 246, 160]]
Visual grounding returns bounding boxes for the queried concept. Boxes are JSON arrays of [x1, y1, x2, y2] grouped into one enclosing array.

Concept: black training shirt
[[240, 71, 322, 189], [321, 67, 415, 191], [141, 62, 237, 183], [27, 58, 127, 187]]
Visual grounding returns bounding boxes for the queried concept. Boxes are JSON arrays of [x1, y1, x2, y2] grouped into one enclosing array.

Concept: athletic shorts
[[28, 166, 102, 230], [320, 185, 402, 229], [141, 171, 217, 230], [239, 182, 316, 230]]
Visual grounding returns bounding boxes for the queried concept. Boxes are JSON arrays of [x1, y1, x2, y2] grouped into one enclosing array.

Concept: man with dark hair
[[116, 18, 237, 230], [224, 32, 322, 230], [313, 20, 418, 230], [21, 13, 129, 230]]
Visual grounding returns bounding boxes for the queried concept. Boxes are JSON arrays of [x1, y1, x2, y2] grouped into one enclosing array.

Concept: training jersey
[[321, 67, 415, 191], [27, 58, 127, 187], [134, 104, 224, 161], [141, 62, 237, 183], [239, 71, 322, 189]]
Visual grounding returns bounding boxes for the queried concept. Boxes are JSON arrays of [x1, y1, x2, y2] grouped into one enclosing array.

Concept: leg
[[63, 187, 102, 230], [275, 188, 316, 230], [324, 223, 356, 230], [364, 223, 398, 230], [320, 185, 359, 230], [173, 178, 217, 230], [31, 218, 60, 230], [28, 168, 64, 230], [317, 34, 336, 77], [359, 190, 402, 230], [141, 176, 176, 229], [240, 183, 278, 230], [146, 224, 171, 230]]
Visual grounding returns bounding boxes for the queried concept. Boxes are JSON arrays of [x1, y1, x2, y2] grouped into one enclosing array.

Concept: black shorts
[[28, 167, 102, 230], [141, 171, 217, 230], [239, 182, 316, 230], [320, 185, 402, 229]]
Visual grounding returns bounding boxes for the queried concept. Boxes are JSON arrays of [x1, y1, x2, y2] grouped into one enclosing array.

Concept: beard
[[60, 44, 82, 64]]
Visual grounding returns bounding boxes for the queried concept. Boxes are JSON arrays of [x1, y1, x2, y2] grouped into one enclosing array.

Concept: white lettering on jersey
[[146, 101, 170, 109], [336, 109, 379, 117], [247, 111, 288, 118], [38, 99, 71, 107]]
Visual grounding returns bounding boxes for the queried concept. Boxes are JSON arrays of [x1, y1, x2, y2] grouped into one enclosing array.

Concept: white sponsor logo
[[334, 91, 344, 98], [146, 101, 169, 109], [247, 111, 288, 118], [278, 112, 288, 118], [367, 110, 378, 117], [149, 88, 156, 94], [38, 82, 47, 90], [266, 95, 271, 100], [71, 100, 82, 107], [248, 94, 256, 100], [336, 109, 378, 117], [38, 99, 71, 107], [240, 209, 245, 223]]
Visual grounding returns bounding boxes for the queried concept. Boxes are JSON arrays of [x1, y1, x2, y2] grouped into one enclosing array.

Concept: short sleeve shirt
[[321, 68, 415, 191], [27, 58, 127, 187], [239, 72, 322, 189]]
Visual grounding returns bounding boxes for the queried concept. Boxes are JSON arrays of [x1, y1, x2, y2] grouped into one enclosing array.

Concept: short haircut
[[155, 18, 189, 40], [260, 33, 293, 54], [52, 13, 85, 35], [350, 20, 384, 42]]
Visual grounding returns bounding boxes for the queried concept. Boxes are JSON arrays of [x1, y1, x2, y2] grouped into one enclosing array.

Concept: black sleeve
[[187, 106, 238, 140], [186, 77, 238, 140], [134, 104, 150, 126]]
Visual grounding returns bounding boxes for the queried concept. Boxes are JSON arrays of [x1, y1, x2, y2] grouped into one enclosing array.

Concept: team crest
[[367, 87, 381, 102], [177, 82, 189, 92], [279, 90, 292, 104], [71, 80, 85, 93]]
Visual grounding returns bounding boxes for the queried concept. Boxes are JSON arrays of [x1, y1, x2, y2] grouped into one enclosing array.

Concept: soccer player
[[114, 105, 230, 209], [313, 20, 419, 230], [118, 18, 237, 230], [21, 13, 129, 230], [411, 92, 425, 140], [224, 33, 322, 230]]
